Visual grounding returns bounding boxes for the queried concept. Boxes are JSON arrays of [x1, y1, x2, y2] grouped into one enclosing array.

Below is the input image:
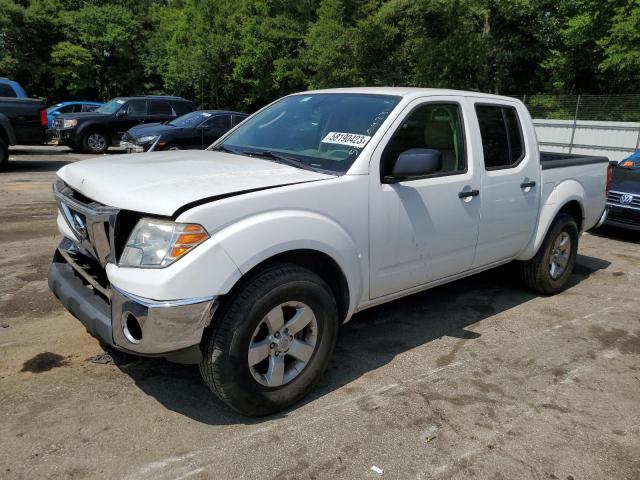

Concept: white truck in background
[[48, 88, 611, 415]]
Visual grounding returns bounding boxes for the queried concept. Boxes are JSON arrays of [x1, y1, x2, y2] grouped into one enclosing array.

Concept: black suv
[[52, 96, 195, 154]]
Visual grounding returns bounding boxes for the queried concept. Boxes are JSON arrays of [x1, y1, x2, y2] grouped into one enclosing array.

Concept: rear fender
[[517, 179, 585, 261]]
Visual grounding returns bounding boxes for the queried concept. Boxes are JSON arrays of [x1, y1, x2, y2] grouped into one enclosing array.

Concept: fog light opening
[[123, 313, 142, 344]]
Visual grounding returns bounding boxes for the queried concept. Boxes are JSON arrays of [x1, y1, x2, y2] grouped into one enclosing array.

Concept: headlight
[[138, 135, 158, 144], [119, 218, 209, 268], [63, 119, 77, 128]]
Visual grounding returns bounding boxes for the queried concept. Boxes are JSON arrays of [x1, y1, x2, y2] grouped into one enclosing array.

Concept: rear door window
[[475, 105, 525, 169], [149, 101, 174, 116], [171, 101, 193, 116]]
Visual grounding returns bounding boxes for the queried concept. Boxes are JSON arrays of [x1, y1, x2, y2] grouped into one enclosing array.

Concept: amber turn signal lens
[[165, 223, 209, 262]]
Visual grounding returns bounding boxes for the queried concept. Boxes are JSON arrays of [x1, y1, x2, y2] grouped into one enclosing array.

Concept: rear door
[[148, 100, 176, 124], [471, 101, 540, 266], [369, 97, 481, 298]]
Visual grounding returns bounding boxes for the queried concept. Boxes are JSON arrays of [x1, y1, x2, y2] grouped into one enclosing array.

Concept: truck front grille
[[53, 117, 64, 129], [54, 179, 120, 268]]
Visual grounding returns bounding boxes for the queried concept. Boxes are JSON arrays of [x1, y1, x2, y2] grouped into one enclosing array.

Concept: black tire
[[199, 263, 339, 416], [0, 138, 8, 171], [82, 130, 110, 154], [163, 143, 183, 151], [519, 213, 579, 294]]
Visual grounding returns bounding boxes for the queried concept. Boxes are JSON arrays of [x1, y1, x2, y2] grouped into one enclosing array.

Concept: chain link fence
[[510, 94, 640, 161]]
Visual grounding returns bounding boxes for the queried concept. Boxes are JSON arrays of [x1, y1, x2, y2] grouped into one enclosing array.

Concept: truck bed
[[540, 151, 610, 170]]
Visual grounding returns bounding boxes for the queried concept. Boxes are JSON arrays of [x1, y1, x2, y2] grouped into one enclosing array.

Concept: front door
[[201, 114, 232, 148], [369, 98, 481, 299], [114, 99, 148, 141]]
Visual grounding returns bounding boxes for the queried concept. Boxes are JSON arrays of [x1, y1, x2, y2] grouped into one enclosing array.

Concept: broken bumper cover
[[48, 251, 217, 364]]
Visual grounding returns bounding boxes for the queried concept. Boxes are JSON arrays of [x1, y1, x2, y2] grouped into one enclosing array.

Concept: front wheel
[[199, 263, 339, 416], [82, 131, 109, 154], [519, 213, 579, 294]]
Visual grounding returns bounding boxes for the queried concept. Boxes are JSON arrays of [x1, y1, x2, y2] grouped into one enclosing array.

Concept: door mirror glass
[[386, 148, 442, 182], [116, 109, 127, 118]]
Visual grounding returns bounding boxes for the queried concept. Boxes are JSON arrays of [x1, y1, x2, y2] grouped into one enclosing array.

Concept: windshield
[[169, 111, 213, 128], [47, 103, 63, 112], [95, 99, 126, 114], [219, 93, 400, 173]]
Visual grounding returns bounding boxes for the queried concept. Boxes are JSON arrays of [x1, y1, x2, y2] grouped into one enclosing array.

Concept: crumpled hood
[[57, 150, 336, 217]]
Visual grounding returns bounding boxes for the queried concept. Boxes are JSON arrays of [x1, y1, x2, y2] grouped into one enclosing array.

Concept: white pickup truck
[[48, 88, 611, 415]]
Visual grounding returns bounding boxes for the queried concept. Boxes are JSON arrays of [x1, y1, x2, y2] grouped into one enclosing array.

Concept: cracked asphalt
[[1, 146, 639, 479]]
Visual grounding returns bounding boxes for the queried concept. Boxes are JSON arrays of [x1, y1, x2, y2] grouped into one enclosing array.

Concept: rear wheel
[[82, 131, 109, 154], [519, 213, 579, 294], [199, 263, 339, 416], [0, 138, 8, 170]]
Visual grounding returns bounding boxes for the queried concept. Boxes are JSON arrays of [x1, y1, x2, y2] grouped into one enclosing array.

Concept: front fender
[[517, 179, 586, 261], [215, 209, 364, 319]]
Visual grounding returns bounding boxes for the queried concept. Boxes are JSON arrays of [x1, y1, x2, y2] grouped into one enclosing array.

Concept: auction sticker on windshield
[[321, 132, 372, 148]]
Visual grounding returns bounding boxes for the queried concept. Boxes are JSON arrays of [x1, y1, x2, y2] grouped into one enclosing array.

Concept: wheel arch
[[517, 195, 585, 260], [205, 209, 365, 323]]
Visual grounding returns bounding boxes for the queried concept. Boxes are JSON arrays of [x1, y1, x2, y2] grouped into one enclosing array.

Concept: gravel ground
[[0, 146, 638, 480]]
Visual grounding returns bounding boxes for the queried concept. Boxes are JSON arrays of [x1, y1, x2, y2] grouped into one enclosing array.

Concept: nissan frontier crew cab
[[48, 88, 611, 416]]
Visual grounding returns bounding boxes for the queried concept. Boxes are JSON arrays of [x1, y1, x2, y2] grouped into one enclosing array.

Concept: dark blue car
[[120, 110, 247, 152]]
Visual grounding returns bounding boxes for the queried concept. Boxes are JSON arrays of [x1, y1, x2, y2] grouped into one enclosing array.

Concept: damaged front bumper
[[48, 239, 217, 364]]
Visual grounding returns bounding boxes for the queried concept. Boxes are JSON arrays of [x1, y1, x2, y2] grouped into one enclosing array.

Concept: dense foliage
[[1, 0, 639, 110]]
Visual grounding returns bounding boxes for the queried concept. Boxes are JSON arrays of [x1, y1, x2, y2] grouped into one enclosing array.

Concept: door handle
[[520, 180, 536, 189], [458, 189, 480, 199]]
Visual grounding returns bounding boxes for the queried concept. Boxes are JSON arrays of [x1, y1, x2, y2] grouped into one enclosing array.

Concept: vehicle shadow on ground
[[117, 254, 610, 426], [4, 159, 71, 173], [590, 226, 640, 244]]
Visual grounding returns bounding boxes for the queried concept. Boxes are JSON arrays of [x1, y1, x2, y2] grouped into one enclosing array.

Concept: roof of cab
[[291, 86, 520, 103]]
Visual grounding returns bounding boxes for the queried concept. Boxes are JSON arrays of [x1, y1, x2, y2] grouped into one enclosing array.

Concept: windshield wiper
[[210, 145, 241, 155], [239, 149, 321, 172]]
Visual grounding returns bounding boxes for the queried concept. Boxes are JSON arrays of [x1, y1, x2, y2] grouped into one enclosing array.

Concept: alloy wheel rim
[[549, 231, 571, 279], [248, 301, 318, 387], [88, 133, 106, 151]]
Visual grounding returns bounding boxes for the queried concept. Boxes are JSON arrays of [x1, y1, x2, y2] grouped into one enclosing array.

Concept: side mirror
[[116, 110, 127, 118], [385, 148, 443, 183]]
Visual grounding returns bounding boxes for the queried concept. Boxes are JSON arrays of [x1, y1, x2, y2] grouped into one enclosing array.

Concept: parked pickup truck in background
[[0, 97, 47, 169], [52, 96, 195, 154], [48, 88, 611, 415], [0, 77, 29, 98]]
